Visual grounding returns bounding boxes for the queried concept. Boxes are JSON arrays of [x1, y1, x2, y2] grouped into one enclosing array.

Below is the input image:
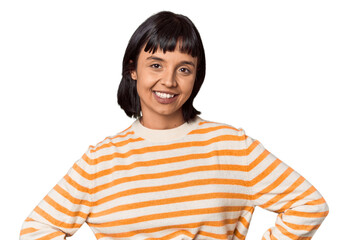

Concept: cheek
[[179, 80, 195, 102], [184, 77, 196, 94], [137, 71, 158, 88], [135, 75, 149, 92], [136, 82, 150, 98]]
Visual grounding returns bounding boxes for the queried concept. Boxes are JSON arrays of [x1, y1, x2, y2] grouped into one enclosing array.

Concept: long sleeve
[[244, 133, 329, 239], [20, 147, 95, 240]]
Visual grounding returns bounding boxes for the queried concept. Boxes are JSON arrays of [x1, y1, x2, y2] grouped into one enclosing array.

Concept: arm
[[20, 148, 95, 239], [244, 133, 329, 239]]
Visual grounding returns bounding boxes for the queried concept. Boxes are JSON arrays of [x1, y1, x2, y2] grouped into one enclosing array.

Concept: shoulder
[[84, 122, 136, 159], [194, 118, 262, 155], [192, 117, 246, 137]]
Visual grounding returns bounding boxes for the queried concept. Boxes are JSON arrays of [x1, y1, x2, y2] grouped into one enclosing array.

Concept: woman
[[20, 11, 328, 240]]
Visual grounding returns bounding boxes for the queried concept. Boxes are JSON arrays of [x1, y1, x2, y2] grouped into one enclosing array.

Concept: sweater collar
[[132, 116, 201, 142]]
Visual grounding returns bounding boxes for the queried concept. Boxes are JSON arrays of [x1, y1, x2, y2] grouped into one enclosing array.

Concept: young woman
[[20, 11, 328, 240]]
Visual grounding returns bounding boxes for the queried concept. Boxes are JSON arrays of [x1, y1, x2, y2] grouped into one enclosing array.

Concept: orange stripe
[[90, 192, 250, 218], [248, 149, 270, 171], [306, 197, 326, 206], [263, 229, 278, 240], [83, 136, 259, 165], [53, 185, 93, 207], [100, 129, 134, 143], [94, 178, 249, 206], [277, 186, 316, 212], [75, 155, 251, 181], [233, 228, 246, 240], [276, 223, 312, 240], [93, 219, 239, 238], [44, 195, 88, 218], [91, 137, 144, 153], [36, 231, 65, 240], [88, 129, 134, 151], [252, 167, 293, 200], [282, 220, 320, 231], [198, 120, 214, 125], [72, 162, 94, 180], [239, 214, 254, 229], [145, 230, 195, 240], [89, 164, 249, 193], [189, 125, 241, 134], [270, 233, 278, 240], [79, 149, 252, 181], [89, 206, 253, 227], [120, 125, 133, 133], [64, 175, 90, 193], [118, 180, 248, 207], [102, 228, 238, 240], [249, 159, 282, 187], [102, 130, 134, 142], [199, 230, 230, 240], [259, 176, 305, 209], [34, 206, 82, 229], [20, 227, 38, 235], [286, 209, 329, 218]]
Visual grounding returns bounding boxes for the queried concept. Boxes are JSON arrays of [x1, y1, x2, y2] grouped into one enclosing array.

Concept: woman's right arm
[[20, 148, 95, 239]]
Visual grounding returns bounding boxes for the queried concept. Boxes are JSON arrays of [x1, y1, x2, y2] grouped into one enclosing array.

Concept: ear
[[130, 70, 137, 80], [129, 60, 137, 80]]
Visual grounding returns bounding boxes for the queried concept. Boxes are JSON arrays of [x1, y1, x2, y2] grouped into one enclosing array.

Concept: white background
[[1, 0, 347, 239]]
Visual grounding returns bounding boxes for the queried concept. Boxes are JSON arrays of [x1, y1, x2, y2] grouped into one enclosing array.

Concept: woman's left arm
[[243, 132, 329, 239]]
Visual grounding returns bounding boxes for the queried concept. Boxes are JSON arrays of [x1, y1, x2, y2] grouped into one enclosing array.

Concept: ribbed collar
[[132, 116, 202, 143]]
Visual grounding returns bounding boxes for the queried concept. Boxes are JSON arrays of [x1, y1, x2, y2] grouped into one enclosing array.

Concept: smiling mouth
[[153, 91, 177, 99]]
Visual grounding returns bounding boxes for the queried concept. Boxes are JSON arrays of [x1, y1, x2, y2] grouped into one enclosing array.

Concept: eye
[[150, 63, 161, 69], [179, 67, 191, 74]]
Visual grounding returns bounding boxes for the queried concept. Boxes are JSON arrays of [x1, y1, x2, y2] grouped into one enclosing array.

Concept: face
[[131, 43, 197, 126]]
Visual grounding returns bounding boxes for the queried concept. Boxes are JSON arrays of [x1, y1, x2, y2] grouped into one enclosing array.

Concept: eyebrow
[[146, 56, 196, 68]]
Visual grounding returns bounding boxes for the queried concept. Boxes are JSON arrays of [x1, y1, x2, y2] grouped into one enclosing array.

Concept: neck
[[140, 113, 185, 130]]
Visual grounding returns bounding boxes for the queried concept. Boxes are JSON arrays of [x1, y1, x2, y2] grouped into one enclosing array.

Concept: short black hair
[[117, 11, 206, 122]]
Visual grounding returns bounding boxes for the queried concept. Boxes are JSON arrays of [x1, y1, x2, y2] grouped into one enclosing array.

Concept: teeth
[[155, 91, 175, 99]]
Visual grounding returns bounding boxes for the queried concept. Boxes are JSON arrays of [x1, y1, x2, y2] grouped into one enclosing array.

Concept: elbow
[[314, 197, 329, 223], [322, 199, 329, 218], [305, 196, 329, 224]]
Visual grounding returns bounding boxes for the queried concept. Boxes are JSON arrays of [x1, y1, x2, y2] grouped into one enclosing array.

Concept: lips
[[153, 91, 179, 104]]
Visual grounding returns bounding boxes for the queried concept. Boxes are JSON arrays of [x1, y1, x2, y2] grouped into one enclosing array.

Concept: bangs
[[143, 17, 200, 58]]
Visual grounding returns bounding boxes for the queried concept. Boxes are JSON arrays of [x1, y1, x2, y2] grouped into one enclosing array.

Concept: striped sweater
[[20, 117, 328, 240]]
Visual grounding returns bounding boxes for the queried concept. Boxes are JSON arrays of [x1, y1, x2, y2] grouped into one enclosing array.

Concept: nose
[[161, 69, 177, 88]]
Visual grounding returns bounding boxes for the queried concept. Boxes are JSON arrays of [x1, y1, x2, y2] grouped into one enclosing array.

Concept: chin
[[156, 109, 182, 117]]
